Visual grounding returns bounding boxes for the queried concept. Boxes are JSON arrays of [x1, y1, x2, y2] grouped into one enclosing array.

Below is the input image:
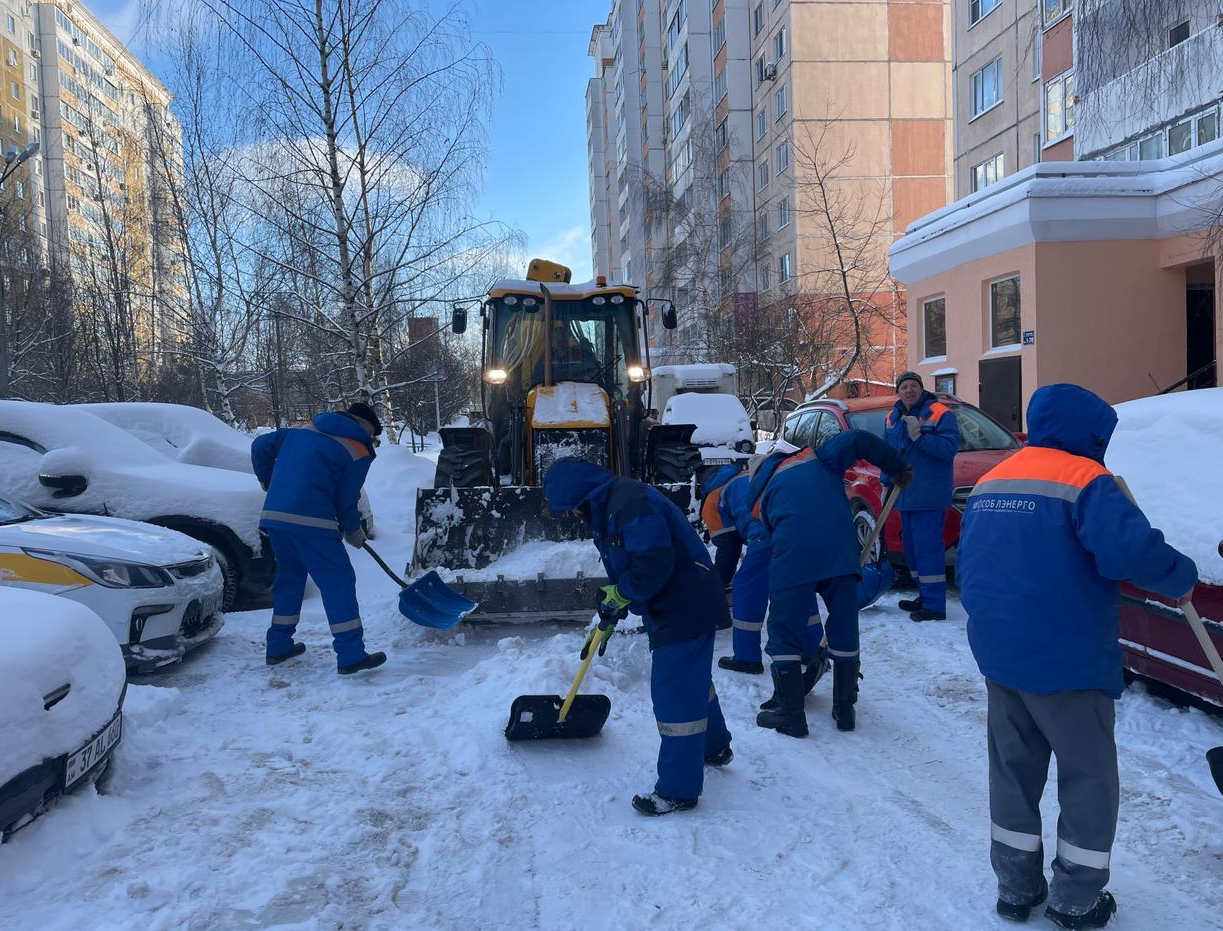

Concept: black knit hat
[[346, 401, 382, 436], [895, 370, 923, 391]]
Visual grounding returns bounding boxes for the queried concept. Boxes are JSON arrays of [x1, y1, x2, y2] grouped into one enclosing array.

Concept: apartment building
[[749, 0, 953, 391], [0, 0, 45, 256], [587, 19, 620, 281]]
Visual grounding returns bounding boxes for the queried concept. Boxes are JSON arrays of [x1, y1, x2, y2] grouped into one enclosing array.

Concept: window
[[970, 0, 1001, 25], [29, 64, 36, 81], [922, 296, 946, 358], [713, 67, 726, 102], [757, 108, 767, 140], [12, 114, 19, 134], [1043, 0, 1070, 26], [1199, 110, 1219, 145], [1032, 27, 1042, 81], [713, 17, 725, 52], [1168, 20, 1190, 48], [1169, 117, 1193, 155], [989, 277, 1021, 348], [1033, 132, 1042, 164], [971, 57, 1002, 117], [777, 196, 790, 229], [665, 42, 689, 98], [5, 15, 14, 35], [1044, 71, 1074, 140], [758, 210, 769, 239], [1139, 133, 1164, 159], [17, 215, 25, 232], [0, 431, 46, 454], [753, 2, 764, 36], [757, 159, 769, 191], [782, 411, 815, 446], [715, 117, 728, 152], [971, 153, 1004, 192], [6, 49, 15, 67], [775, 140, 789, 173], [720, 215, 732, 249], [774, 84, 788, 120], [761, 263, 771, 291], [755, 55, 766, 86], [813, 411, 843, 448], [9, 80, 17, 100], [935, 374, 957, 395], [773, 27, 786, 61], [15, 180, 23, 199], [717, 169, 729, 198], [779, 253, 793, 283]]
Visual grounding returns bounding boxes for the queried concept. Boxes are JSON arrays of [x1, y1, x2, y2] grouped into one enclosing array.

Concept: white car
[[76, 402, 256, 474], [0, 588, 126, 841], [0, 493, 224, 672], [662, 392, 756, 461], [0, 400, 273, 608]]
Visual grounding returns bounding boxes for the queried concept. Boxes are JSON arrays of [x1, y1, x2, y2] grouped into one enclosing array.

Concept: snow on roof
[[488, 278, 638, 298], [652, 363, 736, 381], [1106, 388, 1223, 586], [932, 367, 959, 376], [663, 392, 751, 446], [76, 403, 254, 474], [0, 589, 124, 780]]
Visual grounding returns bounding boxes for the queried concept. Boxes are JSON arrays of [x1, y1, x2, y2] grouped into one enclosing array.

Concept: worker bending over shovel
[[749, 431, 910, 736], [544, 457, 733, 817]]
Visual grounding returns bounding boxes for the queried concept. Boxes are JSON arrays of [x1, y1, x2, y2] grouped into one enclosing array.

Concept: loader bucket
[[411, 483, 692, 623]]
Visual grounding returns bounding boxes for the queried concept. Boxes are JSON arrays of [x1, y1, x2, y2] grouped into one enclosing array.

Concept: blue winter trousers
[[766, 576, 857, 664], [730, 543, 775, 663], [651, 632, 732, 800], [265, 527, 368, 667], [901, 509, 947, 613]]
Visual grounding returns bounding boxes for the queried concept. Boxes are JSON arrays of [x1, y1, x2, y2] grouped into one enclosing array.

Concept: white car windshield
[[0, 494, 42, 525]]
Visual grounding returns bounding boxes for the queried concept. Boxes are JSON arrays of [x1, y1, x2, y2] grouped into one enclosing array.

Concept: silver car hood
[[0, 514, 209, 565]]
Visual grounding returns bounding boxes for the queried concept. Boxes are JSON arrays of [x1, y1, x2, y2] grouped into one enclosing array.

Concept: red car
[[774, 394, 1021, 571]]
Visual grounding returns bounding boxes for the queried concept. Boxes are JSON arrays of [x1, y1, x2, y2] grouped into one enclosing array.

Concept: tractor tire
[[434, 443, 495, 489]]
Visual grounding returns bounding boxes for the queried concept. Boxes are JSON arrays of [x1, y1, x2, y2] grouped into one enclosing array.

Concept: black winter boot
[[831, 659, 861, 731], [1045, 892, 1117, 930], [755, 663, 807, 737], [266, 642, 306, 666], [718, 656, 765, 675], [897, 596, 923, 612], [338, 651, 387, 675], [996, 877, 1047, 922]]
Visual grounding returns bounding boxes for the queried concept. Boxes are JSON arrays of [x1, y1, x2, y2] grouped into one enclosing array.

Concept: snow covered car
[[75, 402, 256, 474], [0, 401, 272, 609], [1106, 388, 1223, 706], [662, 392, 756, 461], [0, 588, 126, 841], [0, 493, 224, 672]]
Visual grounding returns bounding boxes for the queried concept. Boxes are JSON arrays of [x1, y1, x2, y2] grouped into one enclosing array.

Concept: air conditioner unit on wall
[[764, 62, 778, 80], [31, 49, 40, 59]]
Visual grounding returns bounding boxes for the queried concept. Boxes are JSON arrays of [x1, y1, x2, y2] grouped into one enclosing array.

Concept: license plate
[[64, 711, 122, 788]]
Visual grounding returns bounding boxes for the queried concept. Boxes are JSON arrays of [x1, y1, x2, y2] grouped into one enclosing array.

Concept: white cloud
[[534, 224, 591, 282]]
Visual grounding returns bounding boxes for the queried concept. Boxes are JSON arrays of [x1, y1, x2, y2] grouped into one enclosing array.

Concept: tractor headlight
[[24, 549, 174, 588], [627, 365, 648, 383], [484, 368, 508, 385]]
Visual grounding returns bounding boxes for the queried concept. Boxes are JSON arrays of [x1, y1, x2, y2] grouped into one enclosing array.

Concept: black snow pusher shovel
[[505, 625, 612, 741], [361, 543, 477, 630]]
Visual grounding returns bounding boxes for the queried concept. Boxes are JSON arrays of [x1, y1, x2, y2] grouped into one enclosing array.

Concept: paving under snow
[[3, 442, 1222, 931]]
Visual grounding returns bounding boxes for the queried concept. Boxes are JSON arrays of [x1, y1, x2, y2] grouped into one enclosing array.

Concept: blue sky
[[94, 0, 601, 281]]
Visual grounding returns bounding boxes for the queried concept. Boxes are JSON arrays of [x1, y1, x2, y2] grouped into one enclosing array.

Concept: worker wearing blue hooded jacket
[[544, 457, 733, 817], [959, 384, 1196, 930], [749, 431, 909, 736], [699, 462, 824, 676], [884, 371, 960, 622], [251, 402, 386, 675]]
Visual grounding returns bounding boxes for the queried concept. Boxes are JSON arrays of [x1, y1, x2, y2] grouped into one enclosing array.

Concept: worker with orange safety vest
[[884, 372, 961, 622]]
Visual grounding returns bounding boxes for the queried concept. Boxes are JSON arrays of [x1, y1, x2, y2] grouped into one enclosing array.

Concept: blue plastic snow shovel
[[362, 543, 477, 630]]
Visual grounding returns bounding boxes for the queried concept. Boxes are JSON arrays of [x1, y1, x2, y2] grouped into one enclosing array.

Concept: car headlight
[[24, 549, 175, 588]]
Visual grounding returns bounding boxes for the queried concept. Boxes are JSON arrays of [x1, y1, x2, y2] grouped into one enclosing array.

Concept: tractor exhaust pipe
[[541, 282, 553, 388]]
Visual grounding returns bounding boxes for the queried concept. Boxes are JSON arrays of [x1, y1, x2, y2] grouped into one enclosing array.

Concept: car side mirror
[[451, 304, 468, 335], [39, 472, 88, 498], [38, 448, 91, 498], [662, 305, 678, 330]]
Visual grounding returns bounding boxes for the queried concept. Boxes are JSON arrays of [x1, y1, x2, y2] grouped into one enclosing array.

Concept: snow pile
[[531, 383, 610, 427], [663, 392, 752, 447], [1107, 389, 1223, 585], [0, 401, 265, 549], [363, 444, 436, 540], [434, 539, 606, 583], [0, 589, 124, 780], [651, 363, 736, 388], [76, 403, 257, 474]]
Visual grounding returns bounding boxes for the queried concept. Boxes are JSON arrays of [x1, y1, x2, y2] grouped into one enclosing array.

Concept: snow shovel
[[504, 625, 612, 741], [361, 543, 477, 630], [860, 484, 900, 567]]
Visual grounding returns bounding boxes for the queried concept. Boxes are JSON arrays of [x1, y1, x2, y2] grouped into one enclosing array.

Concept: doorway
[[979, 355, 1023, 433], [1186, 282, 1217, 389]]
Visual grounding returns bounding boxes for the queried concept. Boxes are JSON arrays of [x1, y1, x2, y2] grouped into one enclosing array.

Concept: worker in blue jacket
[[698, 462, 824, 679], [959, 384, 1196, 930], [749, 431, 909, 736], [544, 457, 732, 817], [884, 372, 960, 622], [251, 402, 386, 675]]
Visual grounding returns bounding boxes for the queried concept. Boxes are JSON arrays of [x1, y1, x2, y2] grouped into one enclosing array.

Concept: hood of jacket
[[1025, 383, 1117, 462], [698, 463, 744, 500], [893, 389, 939, 417], [543, 457, 616, 513], [313, 411, 376, 456]]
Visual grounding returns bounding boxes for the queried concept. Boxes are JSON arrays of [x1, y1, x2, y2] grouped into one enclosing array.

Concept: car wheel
[[211, 544, 239, 611], [852, 500, 883, 563]]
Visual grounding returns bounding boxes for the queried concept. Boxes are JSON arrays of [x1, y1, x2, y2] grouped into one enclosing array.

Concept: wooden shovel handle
[[860, 483, 900, 566]]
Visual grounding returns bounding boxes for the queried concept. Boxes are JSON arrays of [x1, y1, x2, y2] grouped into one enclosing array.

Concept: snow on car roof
[[76, 403, 255, 474], [652, 363, 735, 380], [1107, 388, 1223, 586], [663, 392, 751, 446], [0, 589, 124, 780]]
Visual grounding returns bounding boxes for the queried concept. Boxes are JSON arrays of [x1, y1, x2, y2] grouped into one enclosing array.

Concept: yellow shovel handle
[[558, 626, 611, 723]]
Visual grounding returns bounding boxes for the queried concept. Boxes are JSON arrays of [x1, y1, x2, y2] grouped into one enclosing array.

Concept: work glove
[[599, 583, 631, 613], [343, 527, 368, 549], [902, 415, 922, 442], [892, 465, 915, 489]]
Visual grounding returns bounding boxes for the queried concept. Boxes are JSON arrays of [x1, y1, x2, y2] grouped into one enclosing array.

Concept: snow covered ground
[[3, 444, 1222, 931]]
